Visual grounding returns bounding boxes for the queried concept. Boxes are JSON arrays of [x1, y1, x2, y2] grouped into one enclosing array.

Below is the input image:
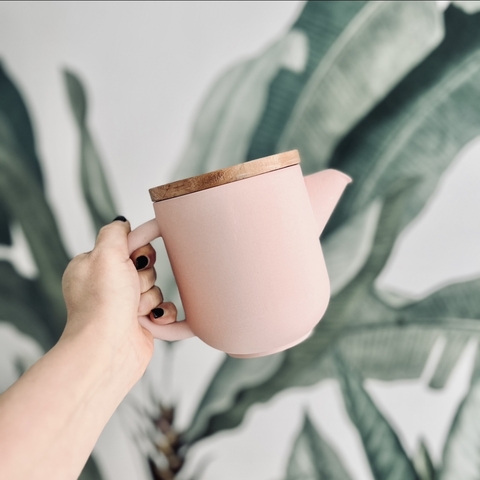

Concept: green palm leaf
[[275, 1, 443, 173], [325, 5, 480, 238], [64, 70, 117, 233], [0, 62, 44, 244], [334, 352, 418, 480], [439, 378, 480, 480], [0, 114, 69, 338], [285, 413, 352, 480]]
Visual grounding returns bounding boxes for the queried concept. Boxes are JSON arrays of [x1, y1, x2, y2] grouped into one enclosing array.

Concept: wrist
[[58, 319, 145, 397]]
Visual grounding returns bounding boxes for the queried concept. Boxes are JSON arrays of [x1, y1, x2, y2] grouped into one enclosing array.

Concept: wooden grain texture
[[149, 150, 300, 202]]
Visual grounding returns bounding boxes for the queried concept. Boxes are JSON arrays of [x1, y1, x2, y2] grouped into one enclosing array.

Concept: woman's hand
[[61, 217, 176, 384]]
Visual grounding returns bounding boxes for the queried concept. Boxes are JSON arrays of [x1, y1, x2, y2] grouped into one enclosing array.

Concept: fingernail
[[135, 255, 149, 270], [113, 215, 127, 222], [152, 308, 164, 318]]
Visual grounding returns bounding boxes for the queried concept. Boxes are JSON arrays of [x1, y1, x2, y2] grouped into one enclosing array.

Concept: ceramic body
[[128, 160, 351, 357]]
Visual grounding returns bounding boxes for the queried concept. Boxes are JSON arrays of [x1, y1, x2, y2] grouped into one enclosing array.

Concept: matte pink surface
[[128, 165, 351, 357]]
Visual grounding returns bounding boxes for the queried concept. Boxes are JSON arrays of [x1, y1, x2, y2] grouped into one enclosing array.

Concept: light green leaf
[[322, 199, 382, 296], [276, 1, 444, 174], [247, 0, 366, 161], [64, 69, 117, 233], [439, 379, 480, 480], [334, 352, 418, 480], [183, 352, 283, 444], [285, 413, 352, 480], [404, 278, 480, 320], [401, 278, 480, 388], [0, 61, 44, 244], [413, 441, 436, 480], [325, 5, 480, 238], [0, 113, 69, 339], [334, 326, 467, 386]]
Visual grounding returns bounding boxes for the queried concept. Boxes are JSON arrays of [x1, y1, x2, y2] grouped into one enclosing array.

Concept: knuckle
[[139, 268, 155, 293]]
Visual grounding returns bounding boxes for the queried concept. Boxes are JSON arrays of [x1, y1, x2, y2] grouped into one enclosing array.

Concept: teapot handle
[[127, 219, 195, 342]]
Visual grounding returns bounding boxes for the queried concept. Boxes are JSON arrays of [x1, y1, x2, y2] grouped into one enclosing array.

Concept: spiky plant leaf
[[285, 413, 352, 480], [64, 69, 117, 233]]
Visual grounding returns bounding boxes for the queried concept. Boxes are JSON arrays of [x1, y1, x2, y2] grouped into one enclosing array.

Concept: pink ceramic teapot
[[128, 150, 351, 358]]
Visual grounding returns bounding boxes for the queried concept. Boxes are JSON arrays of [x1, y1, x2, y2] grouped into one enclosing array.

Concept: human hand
[[61, 217, 177, 385]]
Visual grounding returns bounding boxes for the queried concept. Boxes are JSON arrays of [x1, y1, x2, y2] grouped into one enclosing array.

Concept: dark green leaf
[[334, 352, 418, 480], [325, 6, 480, 238], [0, 113, 69, 339], [64, 69, 117, 233], [0, 61, 44, 244], [285, 413, 352, 480], [275, 1, 444, 174], [78, 455, 103, 480], [248, 0, 367, 162]]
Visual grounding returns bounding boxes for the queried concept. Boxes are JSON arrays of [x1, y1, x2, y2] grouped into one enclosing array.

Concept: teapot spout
[[304, 169, 352, 236]]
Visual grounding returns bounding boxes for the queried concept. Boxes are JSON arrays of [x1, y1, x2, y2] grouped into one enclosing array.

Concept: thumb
[[94, 216, 132, 255]]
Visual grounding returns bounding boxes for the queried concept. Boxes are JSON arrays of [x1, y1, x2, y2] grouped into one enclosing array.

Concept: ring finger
[[138, 286, 163, 316]]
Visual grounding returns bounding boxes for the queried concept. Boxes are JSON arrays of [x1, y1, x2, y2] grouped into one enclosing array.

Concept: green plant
[[0, 59, 117, 478], [2, 2, 480, 480]]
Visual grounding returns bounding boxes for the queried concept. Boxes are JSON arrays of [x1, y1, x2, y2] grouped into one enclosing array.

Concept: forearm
[[0, 325, 139, 480]]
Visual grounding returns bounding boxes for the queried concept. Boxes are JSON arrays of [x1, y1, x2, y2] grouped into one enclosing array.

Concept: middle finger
[[138, 267, 157, 294]]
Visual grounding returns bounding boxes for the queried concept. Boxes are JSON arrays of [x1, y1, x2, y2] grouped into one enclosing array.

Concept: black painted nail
[[113, 215, 127, 222], [135, 255, 149, 270], [152, 308, 164, 319]]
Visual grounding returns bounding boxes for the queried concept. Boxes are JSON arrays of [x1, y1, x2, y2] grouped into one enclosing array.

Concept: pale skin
[[0, 218, 176, 480]]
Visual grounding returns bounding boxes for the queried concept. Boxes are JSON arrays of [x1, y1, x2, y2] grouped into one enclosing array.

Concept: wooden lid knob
[[149, 150, 300, 202]]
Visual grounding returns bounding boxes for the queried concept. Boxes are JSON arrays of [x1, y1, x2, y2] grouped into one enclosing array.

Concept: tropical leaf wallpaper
[[1, 2, 480, 479]]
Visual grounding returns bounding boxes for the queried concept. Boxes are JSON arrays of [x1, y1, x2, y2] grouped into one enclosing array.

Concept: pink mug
[[128, 150, 351, 358]]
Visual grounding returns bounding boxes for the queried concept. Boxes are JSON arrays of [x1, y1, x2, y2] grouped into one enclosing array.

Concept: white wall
[[1, 2, 480, 480]]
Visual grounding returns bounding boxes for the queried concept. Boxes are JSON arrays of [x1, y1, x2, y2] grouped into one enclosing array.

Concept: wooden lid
[[149, 150, 300, 202]]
